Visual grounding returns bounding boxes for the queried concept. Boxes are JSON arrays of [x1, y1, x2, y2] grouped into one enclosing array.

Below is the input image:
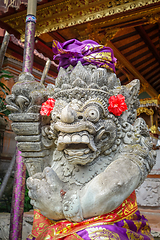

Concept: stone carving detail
[[6, 62, 156, 222], [136, 179, 160, 206], [6, 72, 55, 176]]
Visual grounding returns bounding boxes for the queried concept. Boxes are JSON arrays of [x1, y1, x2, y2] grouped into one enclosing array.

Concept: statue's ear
[[124, 79, 140, 105], [117, 79, 140, 124]]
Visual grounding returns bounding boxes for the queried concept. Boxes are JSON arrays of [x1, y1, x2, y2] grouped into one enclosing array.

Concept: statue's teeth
[[58, 136, 63, 143], [78, 151, 85, 156], [88, 138, 97, 152], [57, 136, 66, 150], [57, 133, 95, 152], [85, 149, 90, 154], [82, 135, 90, 144], [67, 151, 75, 156], [72, 134, 81, 143], [57, 142, 65, 151], [64, 135, 71, 143], [67, 150, 84, 156], [64, 149, 68, 154]]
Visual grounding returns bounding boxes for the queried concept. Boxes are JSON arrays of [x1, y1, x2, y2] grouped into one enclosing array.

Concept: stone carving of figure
[[6, 39, 156, 240]]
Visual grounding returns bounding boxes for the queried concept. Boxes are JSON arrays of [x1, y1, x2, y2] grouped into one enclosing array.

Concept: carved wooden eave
[[1, 0, 160, 100], [137, 97, 160, 134], [137, 107, 154, 116], [1, 0, 160, 41], [139, 97, 160, 107]]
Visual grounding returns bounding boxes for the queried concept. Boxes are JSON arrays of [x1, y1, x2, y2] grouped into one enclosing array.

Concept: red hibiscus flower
[[40, 98, 55, 116], [108, 94, 127, 116]]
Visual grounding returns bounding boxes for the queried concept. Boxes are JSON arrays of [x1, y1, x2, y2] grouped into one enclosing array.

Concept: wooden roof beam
[[152, 76, 160, 87], [107, 41, 158, 98], [48, 32, 66, 43], [155, 84, 160, 90], [147, 72, 160, 84], [135, 26, 160, 66], [0, 20, 20, 39], [35, 39, 53, 59]]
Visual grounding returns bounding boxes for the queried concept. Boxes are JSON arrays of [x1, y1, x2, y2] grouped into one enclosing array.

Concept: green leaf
[[0, 69, 13, 79], [0, 69, 11, 118], [0, 82, 10, 92], [0, 82, 6, 87], [0, 69, 11, 74], [0, 74, 13, 79]]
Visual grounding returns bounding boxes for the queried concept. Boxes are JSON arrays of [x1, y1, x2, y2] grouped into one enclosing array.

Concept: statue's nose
[[60, 105, 75, 123]]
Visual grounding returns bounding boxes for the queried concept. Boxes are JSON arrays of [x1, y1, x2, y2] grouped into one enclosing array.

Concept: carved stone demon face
[[50, 97, 118, 165], [48, 62, 140, 167]]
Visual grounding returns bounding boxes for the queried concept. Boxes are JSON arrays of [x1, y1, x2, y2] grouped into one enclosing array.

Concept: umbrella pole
[[22, 0, 37, 72], [9, 1, 37, 239], [9, 148, 26, 240]]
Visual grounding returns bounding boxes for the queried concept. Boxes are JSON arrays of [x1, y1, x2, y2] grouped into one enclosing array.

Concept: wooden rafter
[[139, 60, 157, 74], [49, 32, 66, 43], [144, 67, 160, 80], [135, 26, 160, 66], [107, 41, 158, 97], [35, 39, 53, 59], [149, 72, 160, 84], [153, 77, 160, 87]]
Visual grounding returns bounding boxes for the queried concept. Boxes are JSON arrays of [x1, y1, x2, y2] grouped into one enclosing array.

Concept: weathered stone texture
[[136, 149, 160, 207], [15, 135, 41, 142], [9, 113, 40, 122], [136, 179, 160, 206], [17, 142, 42, 152]]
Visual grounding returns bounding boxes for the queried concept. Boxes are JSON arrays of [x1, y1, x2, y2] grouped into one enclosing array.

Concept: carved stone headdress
[[51, 39, 140, 124]]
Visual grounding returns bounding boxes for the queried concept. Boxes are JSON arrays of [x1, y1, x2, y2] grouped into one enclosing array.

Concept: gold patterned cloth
[[26, 191, 153, 240], [52, 39, 117, 72]]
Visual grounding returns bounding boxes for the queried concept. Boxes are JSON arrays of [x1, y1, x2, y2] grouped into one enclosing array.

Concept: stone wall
[[136, 150, 160, 207], [136, 149, 160, 237]]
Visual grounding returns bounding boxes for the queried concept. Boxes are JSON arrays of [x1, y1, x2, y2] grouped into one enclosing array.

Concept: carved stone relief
[[136, 178, 160, 207]]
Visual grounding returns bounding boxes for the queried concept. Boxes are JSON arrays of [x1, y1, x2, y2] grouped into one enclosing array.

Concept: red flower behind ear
[[40, 98, 55, 116], [108, 94, 127, 116]]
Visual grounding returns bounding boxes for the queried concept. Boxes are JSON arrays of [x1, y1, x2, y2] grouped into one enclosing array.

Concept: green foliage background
[[0, 69, 12, 119]]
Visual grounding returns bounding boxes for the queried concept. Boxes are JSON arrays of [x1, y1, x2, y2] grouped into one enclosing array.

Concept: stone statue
[[6, 39, 156, 240]]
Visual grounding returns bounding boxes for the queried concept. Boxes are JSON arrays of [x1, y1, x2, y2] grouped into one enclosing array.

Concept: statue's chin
[[64, 149, 98, 165]]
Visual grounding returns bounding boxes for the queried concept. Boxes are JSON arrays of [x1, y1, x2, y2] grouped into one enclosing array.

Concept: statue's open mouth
[[57, 131, 98, 165], [64, 143, 90, 156]]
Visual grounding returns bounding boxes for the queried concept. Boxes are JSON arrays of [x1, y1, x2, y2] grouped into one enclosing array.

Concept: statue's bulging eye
[[87, 108, 100, 122]]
